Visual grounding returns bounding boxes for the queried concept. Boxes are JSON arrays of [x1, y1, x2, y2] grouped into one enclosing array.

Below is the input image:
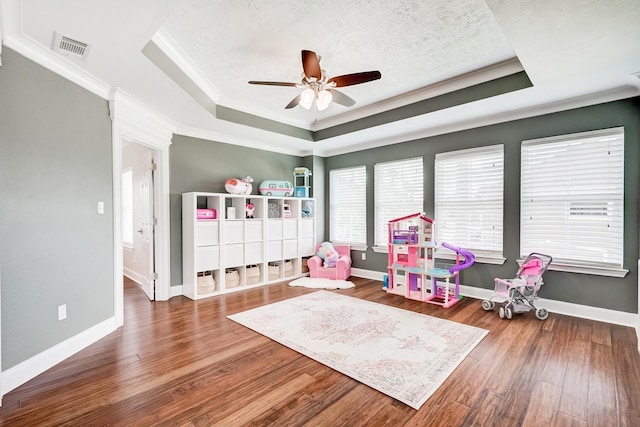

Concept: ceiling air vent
[[52, 32, 91, 60]]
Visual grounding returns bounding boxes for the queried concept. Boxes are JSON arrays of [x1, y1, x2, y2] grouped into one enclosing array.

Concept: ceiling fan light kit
[[249, 50, 381, 111]]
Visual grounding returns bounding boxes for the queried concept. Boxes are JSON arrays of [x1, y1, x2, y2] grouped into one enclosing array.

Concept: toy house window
[[521, 127, 624, 269], [374, 157, 424, 248], [435, 144, 504, 258], [329, 165, 367, 246], [122, 168, 134, 247]]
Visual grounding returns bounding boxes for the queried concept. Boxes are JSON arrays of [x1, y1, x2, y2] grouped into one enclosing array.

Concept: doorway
[[122, 140, 157, 300]]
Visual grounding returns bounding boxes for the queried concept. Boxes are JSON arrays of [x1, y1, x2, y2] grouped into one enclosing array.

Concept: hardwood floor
[[1, 277, 639, 426]]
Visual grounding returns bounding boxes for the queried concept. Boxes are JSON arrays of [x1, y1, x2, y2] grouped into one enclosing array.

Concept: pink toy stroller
[[482, 253, 552, 320]]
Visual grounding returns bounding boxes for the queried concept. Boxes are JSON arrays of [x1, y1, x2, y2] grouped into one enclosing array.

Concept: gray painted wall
[[169, 135, 309, 286], [0, 48, 114, 369], [325, 98, 640, 313]]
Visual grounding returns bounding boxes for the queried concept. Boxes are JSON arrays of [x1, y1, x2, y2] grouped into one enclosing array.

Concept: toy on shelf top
[[225, 176, 253, 195], [293, 167, 312, 198], [258, 180, 294, 197]]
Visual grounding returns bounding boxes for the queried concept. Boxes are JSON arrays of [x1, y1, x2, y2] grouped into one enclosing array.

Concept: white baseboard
[[123, 268, 143, 286], [352, 269, 640, 329], [1, 317, 118, 398], [170, 284, 183, 298]]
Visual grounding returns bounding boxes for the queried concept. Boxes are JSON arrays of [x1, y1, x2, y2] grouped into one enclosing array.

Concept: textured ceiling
[[161, 0, 516, 124], [2, 0, 640, 156]]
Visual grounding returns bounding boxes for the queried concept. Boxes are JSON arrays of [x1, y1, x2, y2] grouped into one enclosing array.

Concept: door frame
[[110, 89, 174, 326], [122, 141, 157, 300]]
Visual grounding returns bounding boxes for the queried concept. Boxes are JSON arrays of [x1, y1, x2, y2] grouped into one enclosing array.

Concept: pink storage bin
[[196, 208, 217, 220]]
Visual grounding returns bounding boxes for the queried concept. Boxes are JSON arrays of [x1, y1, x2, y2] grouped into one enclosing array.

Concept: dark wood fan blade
[[328, 71, 381, 87], [248, 81, 297, 87], [328, 89, 356, 107], [302, 50, 322, 80], [285, 94, 302, 109]]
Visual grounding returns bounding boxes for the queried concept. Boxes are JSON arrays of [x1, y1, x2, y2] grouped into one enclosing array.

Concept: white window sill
[[332, 242, 367, 252], [517, 259, 628, 278]]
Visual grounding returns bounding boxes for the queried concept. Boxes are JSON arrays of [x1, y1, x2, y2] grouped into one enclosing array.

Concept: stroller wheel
[[505, 305, 513, 320], [482, 300, 494, 311], [536, 307, 549, 320], [499, 306, 505, 319]]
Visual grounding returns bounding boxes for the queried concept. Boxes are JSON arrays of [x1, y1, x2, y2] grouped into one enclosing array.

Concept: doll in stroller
[[482, 253, 552, 320]]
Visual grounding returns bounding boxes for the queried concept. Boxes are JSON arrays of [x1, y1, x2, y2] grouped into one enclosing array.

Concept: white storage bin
[[298, 237, 315, 257], [283, 220, 297, 239], [224, 221, 244, 243], [245, 220, 263, 242], [195, 221, 219, 246], [195, 246, 220, 271], [283, 239, 297, 258], [224, 243, 244, 267], [267, 220, 283, 240], [266, 240, 283, 261], [245, 241, 263, 264], [299, 219, 314, 237]]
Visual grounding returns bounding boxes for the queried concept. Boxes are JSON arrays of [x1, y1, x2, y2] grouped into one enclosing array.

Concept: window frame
[[434, 144, 505, 264], [329, 165, 367, 250], [373, 157, 424, 251], [520, 127, 626, 277]]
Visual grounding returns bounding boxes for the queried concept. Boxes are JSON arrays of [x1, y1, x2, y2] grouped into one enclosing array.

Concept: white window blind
[[330, 166, 367, 246], [374, 157, 423, 247], [521, 127, 624, 268], [121, 168, 134, 246], [435, 145, 504, 257]]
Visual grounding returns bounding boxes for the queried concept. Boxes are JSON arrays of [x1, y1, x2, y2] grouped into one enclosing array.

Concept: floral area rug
[[288, 277, 355, 289], [227, 290, 488, 409]]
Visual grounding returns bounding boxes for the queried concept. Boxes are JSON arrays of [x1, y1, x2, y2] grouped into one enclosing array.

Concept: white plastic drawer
[[245, 220, 263, 242], [267, 220, 283, 240], [195, 246, 220, 271], [224, 221, 244, 243], [299, 238, 315, 257], [224, 243, 244, 267], [283, 220, 297, 239], [299, 219, 314, 237], [283, 239, 298, 258], [245, 242, 264, 264], [267, 240, 283, 261], [195, 221, 219, 246]]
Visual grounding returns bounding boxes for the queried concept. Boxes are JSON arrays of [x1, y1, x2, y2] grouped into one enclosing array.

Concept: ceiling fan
[[249, 50, 381, 111]]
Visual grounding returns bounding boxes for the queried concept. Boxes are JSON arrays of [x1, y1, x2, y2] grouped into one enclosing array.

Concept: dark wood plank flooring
[[1, 277, 639, 426]]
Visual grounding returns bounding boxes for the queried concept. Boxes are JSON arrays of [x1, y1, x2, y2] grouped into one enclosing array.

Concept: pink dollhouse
[[386, 212, 475, 308]]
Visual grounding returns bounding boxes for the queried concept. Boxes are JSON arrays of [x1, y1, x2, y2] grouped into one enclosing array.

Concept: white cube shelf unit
[[182, 192, 316, 300]]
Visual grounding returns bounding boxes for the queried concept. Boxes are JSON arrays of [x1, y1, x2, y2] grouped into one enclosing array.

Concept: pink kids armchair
[[308, 242, 352, 280]]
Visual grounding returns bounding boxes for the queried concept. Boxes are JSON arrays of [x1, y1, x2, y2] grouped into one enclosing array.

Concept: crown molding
[[1, 0, 111, 100]]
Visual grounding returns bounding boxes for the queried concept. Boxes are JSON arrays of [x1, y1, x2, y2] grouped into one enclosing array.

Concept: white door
[[137, 157, 156, 300]]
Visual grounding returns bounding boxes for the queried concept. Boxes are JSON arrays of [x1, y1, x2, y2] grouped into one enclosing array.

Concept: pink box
[[196, 208, 217, 220]]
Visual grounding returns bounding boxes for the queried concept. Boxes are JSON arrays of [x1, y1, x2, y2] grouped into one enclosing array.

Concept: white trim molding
[[110, 88, 175, 329], [1, 317, 117, 397]]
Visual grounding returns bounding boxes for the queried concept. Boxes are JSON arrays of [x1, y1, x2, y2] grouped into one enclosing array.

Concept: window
[[521, 127, 624, 271], [435, 145, 504, 259], [329, 166, 367, 247], [374, 157, 423, 248], [122, 168, 133, 247]]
